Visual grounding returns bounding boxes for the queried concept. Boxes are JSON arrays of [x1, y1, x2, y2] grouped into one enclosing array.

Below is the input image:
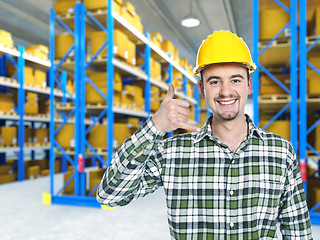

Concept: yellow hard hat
[[193, 30, 256, 76]]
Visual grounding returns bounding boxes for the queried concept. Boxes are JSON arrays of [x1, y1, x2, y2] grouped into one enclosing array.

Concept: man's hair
[[200, 68, 250, 85]]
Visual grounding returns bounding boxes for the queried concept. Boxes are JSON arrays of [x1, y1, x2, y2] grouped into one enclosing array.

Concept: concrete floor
[[1, 174, 320, 240]]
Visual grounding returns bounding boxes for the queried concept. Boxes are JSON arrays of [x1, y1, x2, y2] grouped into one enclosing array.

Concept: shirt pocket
[[253, 179, 283, 222]]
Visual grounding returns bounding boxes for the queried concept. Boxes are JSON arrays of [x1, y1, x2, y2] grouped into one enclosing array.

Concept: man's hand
[[152, 83, 201, 133]]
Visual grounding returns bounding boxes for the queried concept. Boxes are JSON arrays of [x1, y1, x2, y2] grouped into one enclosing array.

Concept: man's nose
[[219, 82, 232, 97]]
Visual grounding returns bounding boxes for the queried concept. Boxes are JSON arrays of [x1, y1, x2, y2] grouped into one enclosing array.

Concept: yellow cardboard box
[[34, 70, 47, 88], [56, 124, 74, 148], [161, 40, 175, 57], [260, 120, 290, 141], [25, 45, 49, 59], [55, 33, 74, 59], [0, 126, 17, 145], [0, 93, 15, 112], [52, 0, 76, 14]]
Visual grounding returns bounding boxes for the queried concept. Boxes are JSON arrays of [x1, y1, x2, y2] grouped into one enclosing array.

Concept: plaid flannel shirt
[[97, 115, 312, 240]]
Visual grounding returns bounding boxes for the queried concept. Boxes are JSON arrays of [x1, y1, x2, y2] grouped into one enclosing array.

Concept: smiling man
[[97, 30, 312, 239]]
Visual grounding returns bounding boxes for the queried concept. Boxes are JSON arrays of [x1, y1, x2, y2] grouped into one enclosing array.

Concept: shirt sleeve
[[96, 117, 166, 207], [278, 144, 313, 239]]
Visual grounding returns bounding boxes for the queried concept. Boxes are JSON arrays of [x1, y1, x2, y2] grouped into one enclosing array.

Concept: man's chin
[[217, 112, 239, 121]]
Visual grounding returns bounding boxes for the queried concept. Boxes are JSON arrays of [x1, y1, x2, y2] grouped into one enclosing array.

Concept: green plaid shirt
[[97, 115, 312, 239]]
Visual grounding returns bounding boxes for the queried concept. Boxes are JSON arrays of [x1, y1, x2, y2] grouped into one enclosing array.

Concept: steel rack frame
[[0, 45, 51, 182], [252, 0, 298, 152], [299, 0, 320, 224], [47, 0, 200, 208]]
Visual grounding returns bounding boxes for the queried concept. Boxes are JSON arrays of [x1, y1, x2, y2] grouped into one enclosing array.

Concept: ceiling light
[[181, 0, 200, 28]]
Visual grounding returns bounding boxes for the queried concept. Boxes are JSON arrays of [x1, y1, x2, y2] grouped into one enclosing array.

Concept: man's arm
[[278, 144, 313, 239], [96, 83, 200, 207]]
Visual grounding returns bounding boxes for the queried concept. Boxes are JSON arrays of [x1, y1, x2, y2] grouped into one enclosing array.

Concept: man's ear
[[248, 77, 253, 95], [199, 80, 205, 98]]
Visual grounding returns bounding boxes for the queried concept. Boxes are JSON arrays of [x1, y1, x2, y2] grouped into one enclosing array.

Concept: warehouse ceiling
[[0, 0, 252, 66]]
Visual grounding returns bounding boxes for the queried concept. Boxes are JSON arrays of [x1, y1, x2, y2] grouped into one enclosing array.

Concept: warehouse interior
[[0, 0, 320, 239]]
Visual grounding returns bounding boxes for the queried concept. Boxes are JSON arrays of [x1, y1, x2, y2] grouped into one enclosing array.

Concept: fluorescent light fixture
[[181, 0, 200, 28], [181, 14, 200, 28]]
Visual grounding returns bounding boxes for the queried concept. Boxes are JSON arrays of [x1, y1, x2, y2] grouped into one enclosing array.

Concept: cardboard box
[[132, 14, 143, 33], [52, 0, 76, 14], [259, 8, 290, 40], [88, 125, 107, 148], [120, 5, 133, 25], [114, 122, 129, 147], [90, 31, 107, 57], [316, 124, 320, 151], [0, 173, 16, 184], [25, 45, 48, 59], [34, 70, 47, 88], [260, 120, 290, 141], [24, 66, 35, 86], [83, 0, 121, 13], [0, 93, 15, 112], [161, 40, 175, 57], [55, 33, 74, 59], [56, 124, 74, 148], [114, 29, 129, 60], [0, 29, 13, 48], [126, 39, 136, 66], [0, 126, 17, 145], [151, 32, 163, 48], [259, 74, 290, 95], [89, 168, 105, 196], [34, 128, 49, 143], [310, 7, 320, 36]]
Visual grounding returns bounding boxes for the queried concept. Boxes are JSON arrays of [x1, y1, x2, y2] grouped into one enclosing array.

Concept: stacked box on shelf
[[151, 32, 163, 48], [310, 7, 320, 36], [34, 70, 47, 88], [0, 126, 17, 145], [55, 124, 74, 148], [259, 8, 290, 40], [173, 71, 183, 92], [25, 92, 39, 115], [85, 71, 122, 105], [33, 128, 49, 143], [39, 98, 50, 114], [307, 57, 320, 96], [316, 125, 320, 151], [120, 1, 135, 26], [260, 120, 290, 141], [83, 0, 122, 13], [55, 33, 74, 59], [259, 74, 290, 95], [131, 85, 144, 110], [25, 126, 32, 143], [89, 168, 105, 196], [52, 0, 76, 14], [0, 93, 15, 113], [25, 45, 49, 60], [161, 40, 175, 58], [122, 85, 135, 108], [0, 162, 16, 183], [0, 29, 14, 48], [87, 122, 130, 149], [150, 85, 160, 112]]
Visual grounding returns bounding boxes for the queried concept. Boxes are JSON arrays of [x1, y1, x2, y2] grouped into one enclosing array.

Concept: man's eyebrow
[[206, 76, 221, 82], [231, 74, 244, 79]]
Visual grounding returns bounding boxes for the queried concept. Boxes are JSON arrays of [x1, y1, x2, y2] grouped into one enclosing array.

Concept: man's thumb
[[165, 83, 175, 100]]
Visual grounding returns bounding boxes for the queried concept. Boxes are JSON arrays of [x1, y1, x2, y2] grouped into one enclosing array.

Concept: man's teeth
[[219, 99, 236, 105]]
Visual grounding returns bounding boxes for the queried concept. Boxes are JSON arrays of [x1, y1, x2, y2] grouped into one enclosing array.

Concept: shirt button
[[230, 190, 234, 195], [230, 222, 234, 228]]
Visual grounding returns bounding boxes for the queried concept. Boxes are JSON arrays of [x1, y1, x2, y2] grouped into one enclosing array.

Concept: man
[[97, 30, 312, 239]]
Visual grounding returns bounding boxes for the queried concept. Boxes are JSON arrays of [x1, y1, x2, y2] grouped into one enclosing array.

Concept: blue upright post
[[49, 7, 55, 195], [168, 59, 173, 138], [79, 3, 86, 196], [145, 32, 151, 118], [74, 3, 81, 196], [107, 0, 114, 167], [17, 46, 25, 181], [290, 0, 298, 153], [252, 0, 259, 126], [299, 0, 307, 192], [194, 84, 200, 125]]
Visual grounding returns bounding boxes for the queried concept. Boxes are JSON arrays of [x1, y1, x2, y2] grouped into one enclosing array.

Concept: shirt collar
[[194, 114, 264, 143]]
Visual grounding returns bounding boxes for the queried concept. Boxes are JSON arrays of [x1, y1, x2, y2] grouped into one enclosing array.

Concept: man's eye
[[210, 80, 219, 85], [232, 79, 241, 83]]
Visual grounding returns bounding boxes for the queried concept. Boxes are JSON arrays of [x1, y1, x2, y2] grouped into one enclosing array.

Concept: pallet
[[306, 35, 320, 45], [0, 144, 18, 148], [0, 110, 17, 116], [0, 44, 17, 51], [307, 150, 320, 159], [25, 113, 49, 119], [86, 102, 107, 109], [259, 94, 291, 103], [259, 37, 291, 48], [56, 102, 75, 109], [25, 52, 49, 61], [0, 76, 18, 84]]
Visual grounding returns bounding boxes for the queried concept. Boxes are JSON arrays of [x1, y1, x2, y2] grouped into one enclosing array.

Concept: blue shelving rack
[[0, 44, 51, 183], [252, 0, 298, 151], [48, 0, 199, 208], [299, 0, 320, 224]]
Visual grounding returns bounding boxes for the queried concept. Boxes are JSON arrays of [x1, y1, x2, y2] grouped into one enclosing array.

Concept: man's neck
[[210, 114, 248, 153]]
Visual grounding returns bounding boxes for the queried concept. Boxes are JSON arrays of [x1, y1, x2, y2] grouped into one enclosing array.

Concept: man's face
[[199, 63, 252, 121]]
